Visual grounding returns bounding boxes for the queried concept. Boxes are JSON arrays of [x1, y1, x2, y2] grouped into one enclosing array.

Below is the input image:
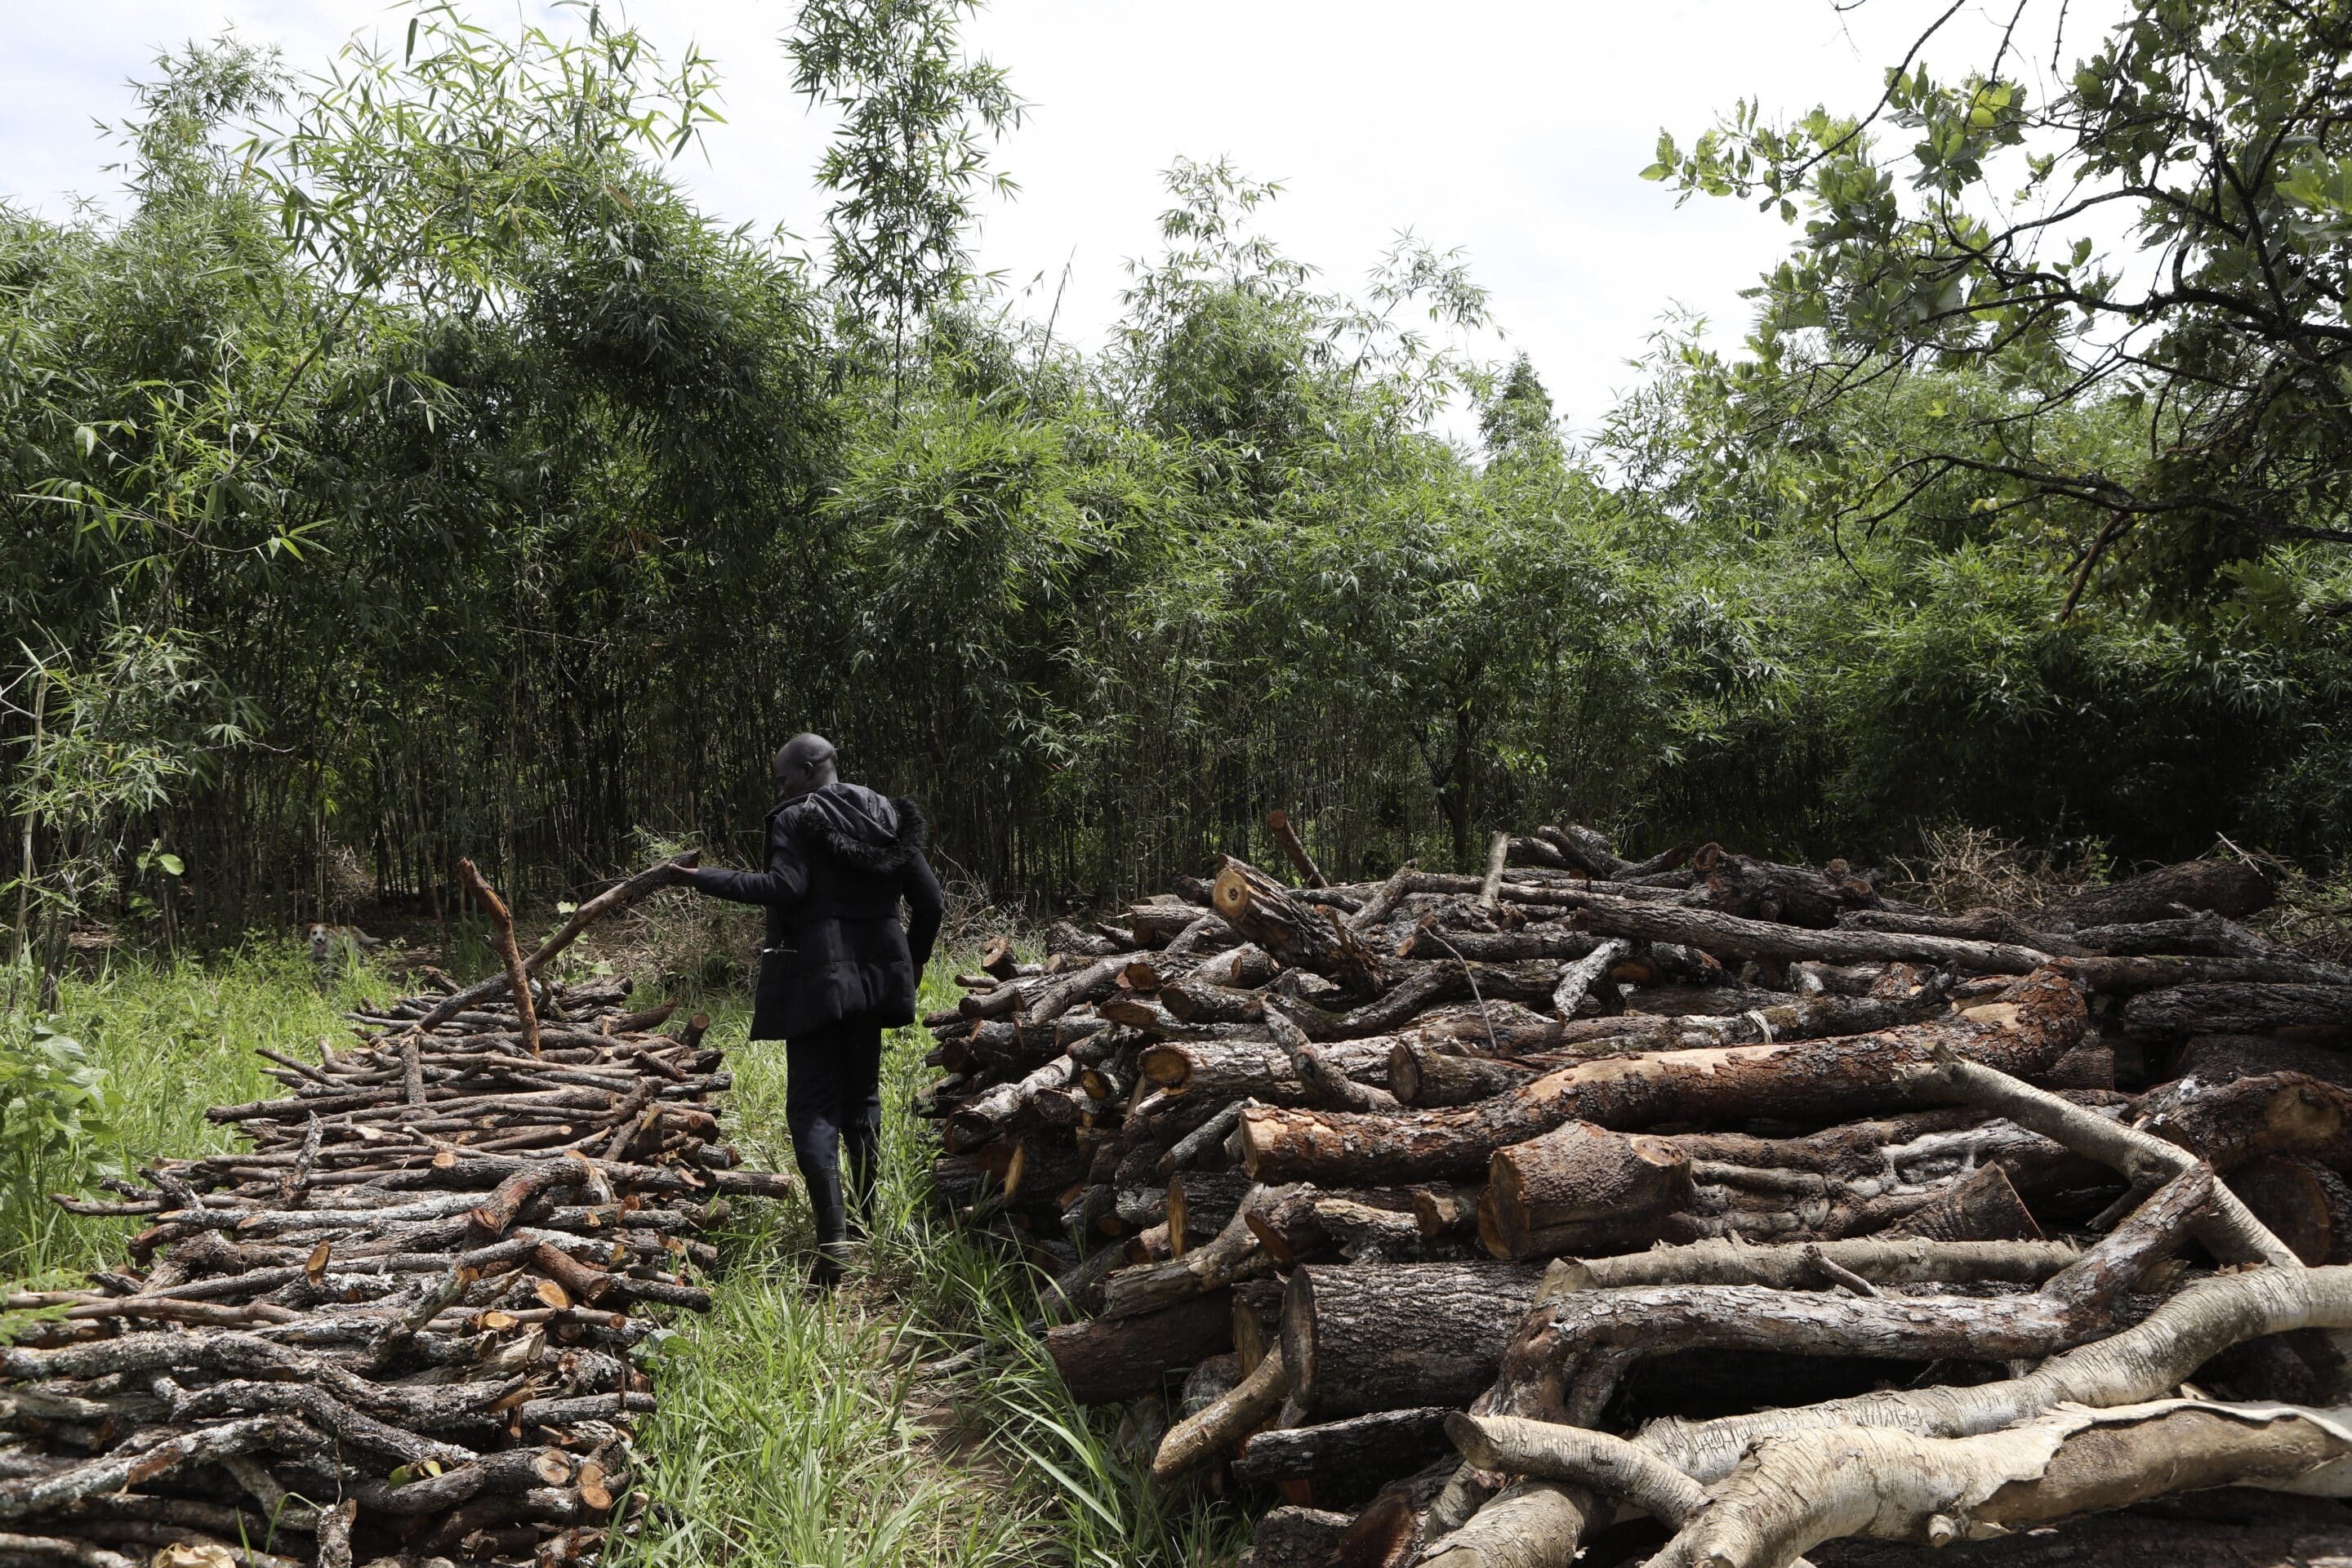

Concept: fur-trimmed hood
[[778, 782, 929, 875]]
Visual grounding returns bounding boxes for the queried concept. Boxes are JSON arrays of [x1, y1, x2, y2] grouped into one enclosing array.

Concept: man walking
[[688, 734, 942, 1284]]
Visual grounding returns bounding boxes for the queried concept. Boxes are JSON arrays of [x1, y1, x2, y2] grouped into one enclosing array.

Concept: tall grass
[[2, 942, 393, 1279], [617, 963, 1251, 1568], [4, 948, 1247, 1567]]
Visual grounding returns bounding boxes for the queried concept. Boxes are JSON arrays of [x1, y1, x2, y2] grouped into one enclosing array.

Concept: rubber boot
[[811, 1241, 854, 1290], [793, 1137, 851, 1289]]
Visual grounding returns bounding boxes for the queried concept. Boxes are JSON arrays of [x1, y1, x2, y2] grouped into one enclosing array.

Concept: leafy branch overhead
[[788, 0, 1024, 381], [1650, 0, 2352, 612]]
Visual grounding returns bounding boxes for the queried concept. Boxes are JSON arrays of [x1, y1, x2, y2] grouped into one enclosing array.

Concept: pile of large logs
[[0, 856, 791, 1568], [920, 823, 2352, 1567]]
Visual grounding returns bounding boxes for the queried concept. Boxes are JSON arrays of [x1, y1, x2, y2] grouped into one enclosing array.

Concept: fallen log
[[1538, 1235, 2080, 1293], [2123, 982, 2352, 1041], [1045, 1290, 1238, 1404], [1637, 1263, 2352, 1491], [2038, 858, 2276, 928], [1478, 1121, 1694, 1261], [1233, 1407, 1454, 1493], [1650, 1399, 2352, 1568], [1214, 859, 1388, 996], [1491, 1170, 2209, 1415], [1390, 987, 1964, 1106], [1237, 968, 2085, 1186], [1280, 1261, 1548, 1417], [1693, 844, 1882, 929]]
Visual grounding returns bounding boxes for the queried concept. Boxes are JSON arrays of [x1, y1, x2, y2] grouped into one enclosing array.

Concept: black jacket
[[691, 783, 944, 1041]]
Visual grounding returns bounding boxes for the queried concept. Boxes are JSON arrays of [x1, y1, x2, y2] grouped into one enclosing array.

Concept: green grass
[[2, 943, 396, 1279], [617, 964, 1250, 1568], [2, 947, 1250, 1568]]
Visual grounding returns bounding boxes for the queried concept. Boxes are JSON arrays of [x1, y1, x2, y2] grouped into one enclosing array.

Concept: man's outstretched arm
[[690, 819, 811, 907]]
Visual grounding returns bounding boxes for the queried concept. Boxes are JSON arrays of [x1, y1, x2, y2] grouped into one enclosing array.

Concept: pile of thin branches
[[0, 855, 792, 1568], [920, 820, 2352, 1568]]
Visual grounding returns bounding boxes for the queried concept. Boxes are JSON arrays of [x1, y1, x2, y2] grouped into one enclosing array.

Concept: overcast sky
[[0, 1, 2123, 438]]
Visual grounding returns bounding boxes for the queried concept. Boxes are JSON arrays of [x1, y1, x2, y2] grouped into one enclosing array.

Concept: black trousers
[[785, 1014, 885, 1245]]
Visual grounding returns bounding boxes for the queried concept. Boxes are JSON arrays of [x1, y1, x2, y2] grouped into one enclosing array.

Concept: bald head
[[774, 733, 838, 801]]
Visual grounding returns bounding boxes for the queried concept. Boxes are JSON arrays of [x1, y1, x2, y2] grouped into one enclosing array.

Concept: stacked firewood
[[921, 822, 2352, 1567], [0, 856, 791, 1568]]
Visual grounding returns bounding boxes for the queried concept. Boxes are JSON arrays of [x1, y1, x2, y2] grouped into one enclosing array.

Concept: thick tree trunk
[[1638, 1263, 2352, 1490], [1397, 925, 1609, 964], [1539, 1235, 2080, 1293], [1139, 1038, 1392, 1098], [1478, 1121, 1695, 1260], [1570, 893, 2052, 973], [1840, 906, 2079, 951], [1044, 1289, 1239, 1404], [1494, 1171, 2208, 1420], [1233, 1407, 1454, 1493], [1651, 1400, 2352, 1568], [1694, 844, 1882, 929], [1393, 988, 1967, 1105], [1237, 969, 2085, 1186], [1215, 859, 1388, 996], [1880, 1164, 2043, 1243], [2123, 983, 2352, 1041], [1280, 1261, 1548, 1417], [2039, 858, 2276, 928]]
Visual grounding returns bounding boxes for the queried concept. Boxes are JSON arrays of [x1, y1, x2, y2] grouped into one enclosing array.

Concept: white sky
[[0, 0, 2126, 438]]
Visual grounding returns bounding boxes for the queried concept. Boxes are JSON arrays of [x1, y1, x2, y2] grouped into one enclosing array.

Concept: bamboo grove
[[5, 1, 2350, 962]]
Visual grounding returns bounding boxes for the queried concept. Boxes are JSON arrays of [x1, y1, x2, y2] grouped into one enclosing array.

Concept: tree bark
[[1497, 1172, 2208, 1419], [1266, 808, 1330, 889], [1539, 1235, 2079, 1293], [1233, 1407, 1454, 1492], [1161, 978, 1267, 1024], [1652, 1401, 2352, 1568], [1238, 969, 2085, 1186], [1694, 845, 1882, 929], [1215, 859, 1388, 996], [1139, 1039, 1392, 1099], [2123, 983, 2352, 1041], [1246, 1187, 1431, 1266], [1570, 893, 2052, 973], [1280, 1261, 1548, 1417], [1242, 1507, 1356, 1568], [1396, 925, 1608, 964], [1639, 1263, 2352, 1490], [1045, 1289, 1237, 1404], [1880, 1164, 2043, 1243], [2039, 858, 2276, 928], [1478, 1121, 1695, 1260]]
